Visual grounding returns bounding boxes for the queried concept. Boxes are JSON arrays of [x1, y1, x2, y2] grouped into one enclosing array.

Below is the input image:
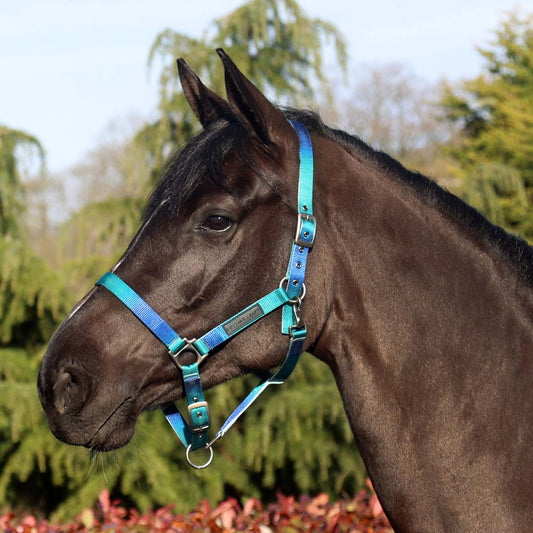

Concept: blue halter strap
[[95, 120, 315, 468]]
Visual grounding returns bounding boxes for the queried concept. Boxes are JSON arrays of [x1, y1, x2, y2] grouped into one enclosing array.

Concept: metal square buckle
[[170, 339, 204, 369], [187, 401, 210, 433], [295, 213, 316, 248]]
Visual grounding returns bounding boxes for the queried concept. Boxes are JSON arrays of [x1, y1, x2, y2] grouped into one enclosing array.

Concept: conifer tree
[[0, 126, 72, 516], [0, 2, 365, 519], [0, 125, 66, 344], [440, 12, 533, 241], [57, 198, 144, 297], [0, 126, 43, 239], [140, 0, 347, 182]]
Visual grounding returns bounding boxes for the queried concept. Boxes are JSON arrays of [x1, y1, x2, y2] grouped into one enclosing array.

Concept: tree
[[57, 197, 144, 298], [0, 126, 72, 517], [140, 0, 347, 182], [320, 63, 456, 183], [0, 125, 66, 345], [54, 118, 149, 296], [0, 126, 44, 239], [69, 116, 150, 207], [0, 2, 366, 519], [0, 354, 361, 521], [440, 12, 533, 240]]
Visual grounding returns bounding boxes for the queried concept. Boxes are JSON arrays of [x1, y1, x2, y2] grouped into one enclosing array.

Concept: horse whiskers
[[84, 448, 99, 481], [84, 447, 123, 485]]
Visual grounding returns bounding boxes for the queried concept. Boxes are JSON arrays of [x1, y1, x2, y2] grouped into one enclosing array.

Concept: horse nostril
[[53, 371, 86, 415]]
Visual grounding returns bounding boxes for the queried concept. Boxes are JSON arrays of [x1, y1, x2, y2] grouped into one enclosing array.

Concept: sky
[[1, 0, 531, 177]]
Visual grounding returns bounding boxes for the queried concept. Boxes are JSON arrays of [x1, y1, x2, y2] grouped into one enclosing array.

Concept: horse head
[[38, 50, 326, 452]]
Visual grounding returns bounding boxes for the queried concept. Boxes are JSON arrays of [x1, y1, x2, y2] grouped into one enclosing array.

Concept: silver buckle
[[187, 401, 210, 432], [295, 213, 316, 248]]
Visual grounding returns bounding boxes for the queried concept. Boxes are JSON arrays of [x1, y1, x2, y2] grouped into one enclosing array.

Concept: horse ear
[[216, 48, 292, 146], [177, 58, 231, 127]]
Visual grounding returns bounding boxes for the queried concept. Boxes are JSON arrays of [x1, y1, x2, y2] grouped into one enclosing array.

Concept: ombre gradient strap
[[198, 288, 290, 352], [96, 273, 183, 349], [96, 273, 210, 452], [165, 328, 306, 456], [289, 120, 314, 216], [210, 327, 306, 443], [97, 273, 291, 355], [283, 120, 316, 333], [95, 271, 299, 456]]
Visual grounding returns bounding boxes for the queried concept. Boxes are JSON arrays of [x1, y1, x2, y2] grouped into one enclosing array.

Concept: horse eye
[[201, 215, 233, 232]]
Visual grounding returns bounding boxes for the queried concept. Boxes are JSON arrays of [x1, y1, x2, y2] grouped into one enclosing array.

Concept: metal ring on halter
[[170, 339, 205, 369], [185, 444, 214, 469], [278, 277, 307, 303]]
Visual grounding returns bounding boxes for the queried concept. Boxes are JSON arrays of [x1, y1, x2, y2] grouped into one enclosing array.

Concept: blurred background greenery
[[1, 0, 532, 520]]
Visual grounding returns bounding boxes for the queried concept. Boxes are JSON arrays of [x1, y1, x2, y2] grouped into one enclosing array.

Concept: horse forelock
[[142, 119, 250, 222]]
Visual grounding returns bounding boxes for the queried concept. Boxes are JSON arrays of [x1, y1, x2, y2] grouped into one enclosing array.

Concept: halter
[[95, 120, 315, 469]]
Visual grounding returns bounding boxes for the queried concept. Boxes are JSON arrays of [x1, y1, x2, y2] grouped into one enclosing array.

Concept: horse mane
[[283, 107, 533, 286], [144, 106, 533, 285]]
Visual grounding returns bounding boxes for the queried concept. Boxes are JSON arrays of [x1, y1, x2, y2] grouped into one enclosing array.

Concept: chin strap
[[95, 119, 315, 469]]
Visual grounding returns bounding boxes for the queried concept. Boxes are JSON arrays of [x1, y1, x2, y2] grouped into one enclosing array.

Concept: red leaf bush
[[0, 482, 392, 532]]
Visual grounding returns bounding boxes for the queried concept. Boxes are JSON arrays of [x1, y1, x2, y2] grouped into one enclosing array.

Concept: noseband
[[96, 120, 316, 468]]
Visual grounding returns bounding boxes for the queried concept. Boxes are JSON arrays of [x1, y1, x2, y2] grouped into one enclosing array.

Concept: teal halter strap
[[95, 120, 315, 469]]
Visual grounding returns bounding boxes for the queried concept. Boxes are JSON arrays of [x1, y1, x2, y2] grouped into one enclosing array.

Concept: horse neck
[[308, 135, 533, 531]]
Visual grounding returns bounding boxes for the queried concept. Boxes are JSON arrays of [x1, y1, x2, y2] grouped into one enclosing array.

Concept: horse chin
[[86, 383, 183, 451], [83, 396, 139, 451], [86, 424, 136, 452]]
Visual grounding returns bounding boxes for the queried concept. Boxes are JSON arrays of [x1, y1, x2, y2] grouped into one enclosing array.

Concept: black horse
[[38, 50, 533, 531]]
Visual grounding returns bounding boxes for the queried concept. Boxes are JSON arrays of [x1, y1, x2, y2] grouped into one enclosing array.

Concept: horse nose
[[52, 370, 88, 415]]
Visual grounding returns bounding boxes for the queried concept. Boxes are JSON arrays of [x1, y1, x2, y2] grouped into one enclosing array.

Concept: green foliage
[[239, 355, 364, 496], [0, 347, 93, 517], [440, 12, 533, 241], [141, 0, 347, 182], [0, 126, 67, 345], [150, 0, 347, 103], [0, 125, 84, 518], [59, 198, 144, 261], [0, 1, 364, 521], [0, 124, 92, 517], [65, 357, 360, 519], [460, 162, 532, 235], [0, 239, 67, 346], [56, 197, 144, 297], [0, 126, 44, 239], [0, 352, 360, 520]]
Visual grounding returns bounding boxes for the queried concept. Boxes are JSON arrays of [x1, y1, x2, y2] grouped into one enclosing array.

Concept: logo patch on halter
[[222, 303, 264, 336]]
